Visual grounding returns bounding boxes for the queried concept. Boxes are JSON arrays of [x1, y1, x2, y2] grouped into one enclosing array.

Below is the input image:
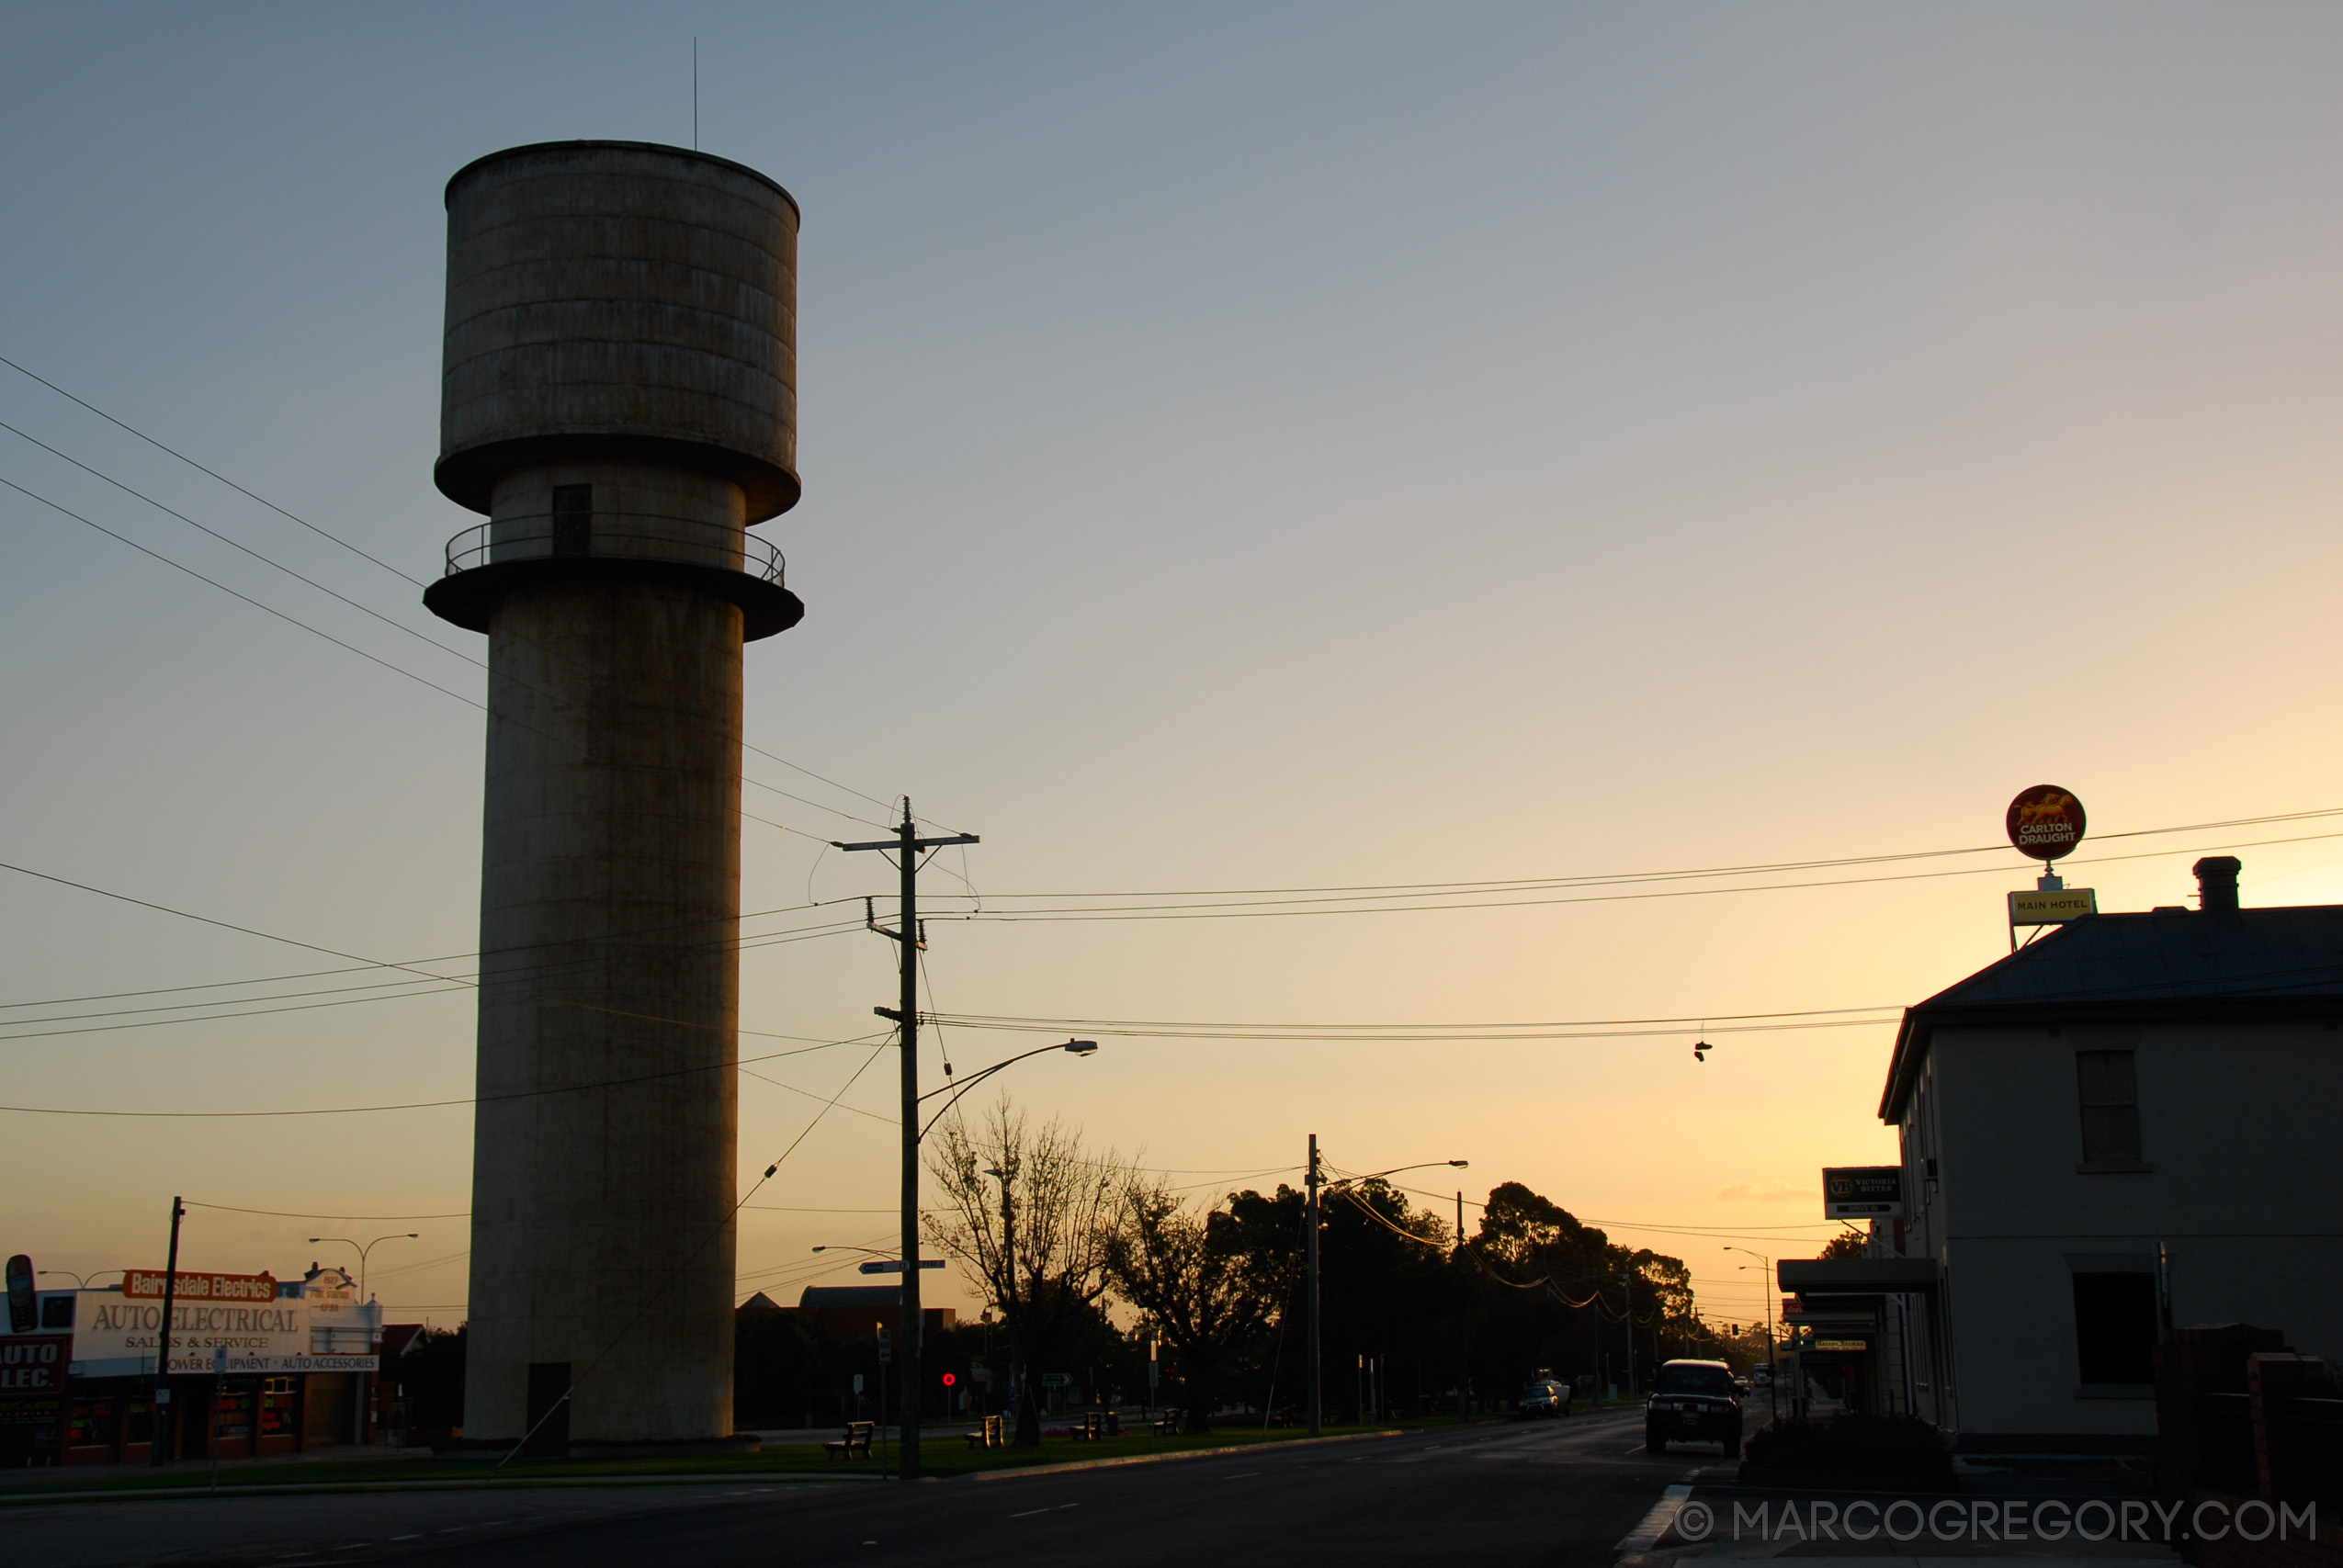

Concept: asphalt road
[[13, 1407, 1718, 1568]]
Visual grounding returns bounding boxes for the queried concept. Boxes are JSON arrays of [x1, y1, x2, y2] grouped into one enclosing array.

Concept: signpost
[[209, 1346, 227, 1493], [876, 1327, 891, 1478], [2005, 785, 2094, 948], [1821, 1166, 1905, 1222]]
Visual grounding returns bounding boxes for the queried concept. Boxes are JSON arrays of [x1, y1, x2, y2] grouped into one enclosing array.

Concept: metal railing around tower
[[439, 512, 786, 586]]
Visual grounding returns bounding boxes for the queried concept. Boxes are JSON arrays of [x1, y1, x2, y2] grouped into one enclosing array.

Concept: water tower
[[423, 141, 801, 1450]]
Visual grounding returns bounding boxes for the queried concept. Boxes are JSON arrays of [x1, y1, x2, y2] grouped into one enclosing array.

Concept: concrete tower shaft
[[424, 141, 802, 1450]]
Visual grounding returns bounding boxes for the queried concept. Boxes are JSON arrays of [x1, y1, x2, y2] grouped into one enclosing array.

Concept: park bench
[[822, 1421, 876, 1460], [964, 1415, 1004, 1450], [1152, 1407, 1183, 1436], [1072, 1409, 1121, 1441]]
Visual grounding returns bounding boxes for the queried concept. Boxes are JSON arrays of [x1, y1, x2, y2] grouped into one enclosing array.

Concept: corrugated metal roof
[[1879, 904, 2343, 1122], [798, 1285, 903, 1309]]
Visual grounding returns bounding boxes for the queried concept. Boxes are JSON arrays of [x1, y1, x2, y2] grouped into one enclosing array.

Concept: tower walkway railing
[[439, 512, 786, 586]]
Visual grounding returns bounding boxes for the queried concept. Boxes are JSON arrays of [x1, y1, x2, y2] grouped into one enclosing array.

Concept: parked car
[[1646, 1359, 1742, 1456], [1516, 1378, 1571, 1418], [1734, 1376, 1754, 1395]]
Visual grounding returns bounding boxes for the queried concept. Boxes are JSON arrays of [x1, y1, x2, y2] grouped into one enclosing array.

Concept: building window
[[2073, 1271, 2158, 1384], [2076, 1050, 2141, 1162], [551, 485, 592, 557]]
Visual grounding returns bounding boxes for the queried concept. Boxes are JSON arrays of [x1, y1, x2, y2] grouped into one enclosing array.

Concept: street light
[[307, 1234, 417, 1301], [1304, 1143, 1468, 1437], [1724, 1247, 1778, 1427], [39, 1269, 125, 1291], [917, 1040, 1097, 1142], [307, 1233, 414, 1450]]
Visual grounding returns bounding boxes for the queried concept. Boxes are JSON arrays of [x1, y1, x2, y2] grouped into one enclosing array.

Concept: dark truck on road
[[1645, 1359, 1742, 1456]]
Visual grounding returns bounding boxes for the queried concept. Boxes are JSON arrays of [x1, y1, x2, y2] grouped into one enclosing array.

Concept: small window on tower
[[2077, 1050, 2142, 1163], [551, 485, 592, 557]]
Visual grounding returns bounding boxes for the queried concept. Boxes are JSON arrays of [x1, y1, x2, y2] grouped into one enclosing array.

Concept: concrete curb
[[0, 1472, 883, 1507], [964, 1427, 1408, 1482]]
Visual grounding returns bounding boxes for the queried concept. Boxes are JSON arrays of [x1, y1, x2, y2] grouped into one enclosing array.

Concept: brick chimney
[[2193, 856, 2241, 914]]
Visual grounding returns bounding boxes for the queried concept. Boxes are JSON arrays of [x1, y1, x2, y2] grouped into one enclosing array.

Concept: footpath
[[0, 1420, 1413, 1505]]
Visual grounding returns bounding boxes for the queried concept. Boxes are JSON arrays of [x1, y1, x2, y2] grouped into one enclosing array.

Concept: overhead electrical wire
[[4, 462, 886, 840], [0, 1032, 889, 1119], [0, 354, 957, 835], [922, 824, 2343, 926]]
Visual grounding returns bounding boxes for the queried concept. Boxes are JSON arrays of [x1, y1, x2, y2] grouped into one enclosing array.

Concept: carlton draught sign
[[2006, 786, 2086, 862]]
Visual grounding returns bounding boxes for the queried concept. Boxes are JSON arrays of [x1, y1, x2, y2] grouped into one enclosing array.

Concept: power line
[[931, 826, 2343, 924], [0, 1033, 887, 1119], [186, 1201, 470, 1221], [0, 894, 866, 1012], [0, 353, 424, 583], [2, 474, 491, 709], [922, 1005, 1901, 1043], [0, 922, 869, 1043], [2, 422, 484, 669], [925, 806, 2343, 905], [2, 355, 930, 834], [0, 463, 880, 840]]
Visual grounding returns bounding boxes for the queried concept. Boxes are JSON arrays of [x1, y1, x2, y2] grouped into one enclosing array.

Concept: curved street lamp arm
[[916, 1041, 1096, 1141], [1326, 1158, 1469, 1190]]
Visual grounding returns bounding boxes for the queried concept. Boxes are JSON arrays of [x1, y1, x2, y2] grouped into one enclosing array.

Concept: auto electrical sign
[[1822, 1166, 1905, 1221], [74, 1294, 373, 1376]]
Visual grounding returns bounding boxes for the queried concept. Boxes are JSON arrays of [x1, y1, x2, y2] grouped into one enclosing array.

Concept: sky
[[2, 3, 2339, 1335]]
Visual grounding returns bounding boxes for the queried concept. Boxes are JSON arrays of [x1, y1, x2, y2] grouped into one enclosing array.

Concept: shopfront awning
[[1778, 1257, 1941, 1298]]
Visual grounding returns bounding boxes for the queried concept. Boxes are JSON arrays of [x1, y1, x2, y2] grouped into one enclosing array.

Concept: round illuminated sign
[[2007, 784, 2086, 862], [942, 1372, 956, 1387]]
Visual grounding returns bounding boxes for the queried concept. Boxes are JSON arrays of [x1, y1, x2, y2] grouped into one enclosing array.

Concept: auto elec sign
[[0, 1335, 70, 1393], [2007, 785, 2086, 862]]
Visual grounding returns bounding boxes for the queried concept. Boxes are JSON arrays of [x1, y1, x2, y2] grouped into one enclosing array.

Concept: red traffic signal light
[[942, 1372, 956, 1386]]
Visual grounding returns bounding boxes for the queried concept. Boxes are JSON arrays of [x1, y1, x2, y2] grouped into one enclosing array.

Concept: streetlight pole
[[310, 1232, 416, 1450], [1725, 1247, 1777, 1426], [985, 1164, 1020, 1440]]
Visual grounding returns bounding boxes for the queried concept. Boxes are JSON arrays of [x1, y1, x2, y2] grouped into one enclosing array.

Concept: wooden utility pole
[[151, 1196, 184, 1466], [835, 799, 977, 1482], [1306, 1134, 1321, 1436]]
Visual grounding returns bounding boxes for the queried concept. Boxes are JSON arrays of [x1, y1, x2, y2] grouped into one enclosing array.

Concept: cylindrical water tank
[[436, 141, 800, 521]]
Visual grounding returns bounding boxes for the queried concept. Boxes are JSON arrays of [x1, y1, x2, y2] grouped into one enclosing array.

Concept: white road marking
[[1614, 1483, 1695, 1551], [1010, 1506, 1050, 1517], [1219, 1472, 1261, 1481], [390, 1535, 419, 1542]]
